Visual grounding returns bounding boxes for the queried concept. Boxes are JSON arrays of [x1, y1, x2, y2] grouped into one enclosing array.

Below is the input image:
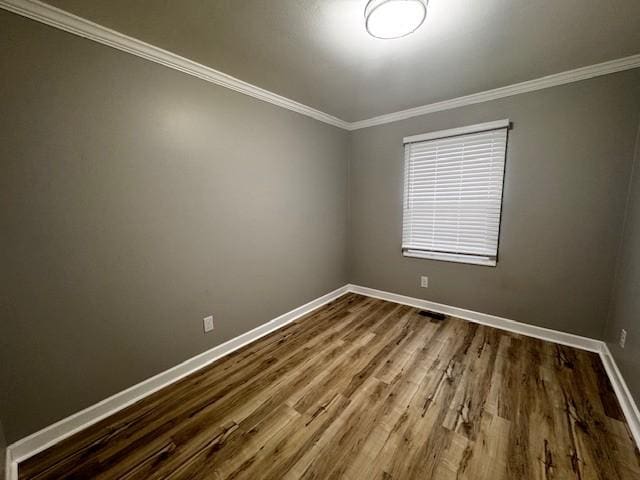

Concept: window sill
[[402, 249, 497, 267]]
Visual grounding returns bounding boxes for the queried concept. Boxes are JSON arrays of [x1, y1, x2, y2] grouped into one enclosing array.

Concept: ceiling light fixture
[[365, 0, 428, 39]]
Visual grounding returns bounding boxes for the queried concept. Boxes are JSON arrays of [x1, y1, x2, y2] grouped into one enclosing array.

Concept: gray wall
[[606, 123, 640, 404], [348, 70, 640, 339], [0, 11, 348, 442], [2, 6, 640, 448]]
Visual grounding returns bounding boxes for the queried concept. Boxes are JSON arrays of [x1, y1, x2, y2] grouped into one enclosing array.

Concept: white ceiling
[[42, 0, 640, 122]]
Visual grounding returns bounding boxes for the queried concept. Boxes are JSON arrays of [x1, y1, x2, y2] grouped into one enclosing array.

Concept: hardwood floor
[[19, 293, 640, 479]]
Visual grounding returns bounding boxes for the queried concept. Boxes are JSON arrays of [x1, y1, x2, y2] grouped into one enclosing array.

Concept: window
[[402, 119, 509, 266]]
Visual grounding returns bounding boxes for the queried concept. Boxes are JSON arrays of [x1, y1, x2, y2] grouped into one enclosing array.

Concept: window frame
[[401, 119, 510, 267]]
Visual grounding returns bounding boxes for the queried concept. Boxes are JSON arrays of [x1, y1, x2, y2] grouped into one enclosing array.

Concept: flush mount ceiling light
[[365, 0, 428, 39]]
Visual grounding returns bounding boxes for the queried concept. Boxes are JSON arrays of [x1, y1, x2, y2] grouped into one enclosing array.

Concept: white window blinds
[[402, 120, 509, 266]]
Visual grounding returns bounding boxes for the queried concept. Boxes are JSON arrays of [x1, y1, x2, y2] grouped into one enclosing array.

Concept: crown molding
[[0, 0, 351, 130], [347, 54, 640, 130], [1, 0, 639, 132]]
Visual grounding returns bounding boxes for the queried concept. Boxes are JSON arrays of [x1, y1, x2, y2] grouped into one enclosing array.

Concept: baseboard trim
[[347, 284, 640, 451], [4, 448, 11, 480], [348, 284, 602, 352], [7, 283, 639, 478], [599, 343, 640, 448], [6, 284, 350, 479]]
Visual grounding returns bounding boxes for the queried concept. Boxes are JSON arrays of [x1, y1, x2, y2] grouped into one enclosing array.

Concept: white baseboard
[[599, 343, 640, 448], [2, 445, 7, 480], [6, 284, 350, 479], [4, 451, 10, 480], [348, 284, 602, 352], [7, 283, 640, 479], [4, 449, 11, 480]]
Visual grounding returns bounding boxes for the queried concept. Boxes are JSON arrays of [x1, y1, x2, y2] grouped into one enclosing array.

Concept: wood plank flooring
[[19, 293, 640, 479]]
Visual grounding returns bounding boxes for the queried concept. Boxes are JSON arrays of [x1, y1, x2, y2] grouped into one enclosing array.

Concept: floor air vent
[[418, 310, 447, 322]]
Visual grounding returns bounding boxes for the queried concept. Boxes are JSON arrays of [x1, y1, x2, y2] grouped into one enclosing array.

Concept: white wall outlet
[[203, 315, 214, 333], [619, 329, 627, 349], [420, 276, 429, 288]]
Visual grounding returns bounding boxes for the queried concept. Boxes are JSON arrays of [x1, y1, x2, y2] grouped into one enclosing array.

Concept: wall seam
[[602, 116, 640, 340], [345, 131, 354, 282]]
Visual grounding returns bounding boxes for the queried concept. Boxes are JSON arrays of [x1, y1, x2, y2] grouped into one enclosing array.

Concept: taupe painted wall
[[0, 11, 348, 442], [348, 70, 640, 339], [606, 123, 640, 404]]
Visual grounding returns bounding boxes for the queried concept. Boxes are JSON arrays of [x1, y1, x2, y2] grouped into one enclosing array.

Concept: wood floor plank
[[18, 294, 640, 480]]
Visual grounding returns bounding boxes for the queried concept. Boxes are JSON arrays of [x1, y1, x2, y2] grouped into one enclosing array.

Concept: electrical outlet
[[203, 315, 214, 333], [420, 276, 429, 288], [619, 329, 627, 349]]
